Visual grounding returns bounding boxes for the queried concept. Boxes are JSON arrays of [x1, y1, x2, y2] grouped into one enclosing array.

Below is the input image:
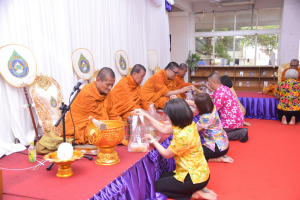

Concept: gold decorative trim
[[91, 69, 100, 81], [278, 62, 290, 83], [30, 75, 64, 136], [19, 82, 29, 87], [0, 44, 37, 88], [71, 48, 95, 80]]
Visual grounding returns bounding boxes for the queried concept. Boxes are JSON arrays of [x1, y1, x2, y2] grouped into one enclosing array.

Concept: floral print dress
[[275, 78, 300, 111], [169, 122, 210, 184]]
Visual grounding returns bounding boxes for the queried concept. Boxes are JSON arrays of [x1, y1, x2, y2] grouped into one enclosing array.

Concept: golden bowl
[[87, 120, 126, 166], [44, 150, 84, 178]]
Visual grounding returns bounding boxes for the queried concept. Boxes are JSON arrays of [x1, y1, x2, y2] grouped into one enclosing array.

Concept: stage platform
[[2, 119, 300, 200], [236, 91, 279, 120]]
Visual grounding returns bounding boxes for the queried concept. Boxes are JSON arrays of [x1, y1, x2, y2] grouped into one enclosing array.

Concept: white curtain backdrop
[[0, 0, 170, 158]]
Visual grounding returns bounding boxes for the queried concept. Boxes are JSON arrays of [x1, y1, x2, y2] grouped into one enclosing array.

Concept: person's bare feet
[[208, 155, 234, 163], [201, 187, 218, 197], [281, 115, 287, 125], [191, 188, 217, 200], [243, 121, 251, 126], [289, 116, 295, 125]]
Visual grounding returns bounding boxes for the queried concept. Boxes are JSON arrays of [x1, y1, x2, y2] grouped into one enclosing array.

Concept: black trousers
[[224, 128, 248, 143], [154, 172, 210, 200], [277, 108, 300, 123], [202, 145, 229, 161]]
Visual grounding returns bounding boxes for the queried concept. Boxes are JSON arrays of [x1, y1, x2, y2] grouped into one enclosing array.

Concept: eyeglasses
[[290, 65, 299, 67], [170, 68, 179, 75]]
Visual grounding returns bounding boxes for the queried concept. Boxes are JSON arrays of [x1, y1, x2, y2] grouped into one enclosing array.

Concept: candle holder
[[44, 150, 83, 178]]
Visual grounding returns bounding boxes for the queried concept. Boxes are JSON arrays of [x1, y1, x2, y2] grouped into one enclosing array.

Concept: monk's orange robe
[[110, 75, 150, 121], [281, 67, 300, 82], [175, 74, 193, 99], [65, 81, 121, 144], [141, 69, 178, 109]]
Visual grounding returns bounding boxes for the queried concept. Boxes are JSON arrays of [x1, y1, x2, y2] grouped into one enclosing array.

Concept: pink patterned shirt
[[211, 85, 244, 129]]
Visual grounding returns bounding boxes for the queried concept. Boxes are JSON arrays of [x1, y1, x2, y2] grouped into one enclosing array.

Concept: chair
[[30, 74, 99, 155], [278, 63, 290, 83], [29, 74, 63, 137]]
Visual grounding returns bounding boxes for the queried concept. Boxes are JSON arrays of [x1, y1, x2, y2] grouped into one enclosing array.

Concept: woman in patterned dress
[[193, 93, 233, 163], [133, 98, 217, 200], [275, 69, 300, 125]]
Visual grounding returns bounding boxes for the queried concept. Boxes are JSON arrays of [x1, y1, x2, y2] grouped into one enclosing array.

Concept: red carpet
[[235, 91, 276, 98], [2, 119, 300, 200]]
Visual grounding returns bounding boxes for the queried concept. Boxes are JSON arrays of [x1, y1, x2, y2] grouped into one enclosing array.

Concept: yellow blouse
[[169, 122, 210, 184]]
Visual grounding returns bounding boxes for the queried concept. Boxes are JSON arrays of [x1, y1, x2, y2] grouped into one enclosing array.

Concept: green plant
[[186, 52, 201, 71]]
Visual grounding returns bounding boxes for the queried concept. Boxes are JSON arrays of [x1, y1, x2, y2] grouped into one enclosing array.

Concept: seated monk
[[281, 59, 300, 82], [175, 63, 203, 98], [111, 64, 149, 121], [65, 67, 121, 145], [141, 62, 192, 109]]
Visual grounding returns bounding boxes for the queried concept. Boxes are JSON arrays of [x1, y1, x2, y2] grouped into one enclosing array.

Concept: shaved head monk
[[111, 64, 149, 121], [175, 63, 203, 98], [65, 67, 121, 145], [141, 62, 192, 109], [281, 59, 300, 82]]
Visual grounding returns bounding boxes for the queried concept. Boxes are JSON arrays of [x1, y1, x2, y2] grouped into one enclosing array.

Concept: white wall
[[279, 0, 300, 64], [169, 12, 190, 82], [169, 13, 190, 65]]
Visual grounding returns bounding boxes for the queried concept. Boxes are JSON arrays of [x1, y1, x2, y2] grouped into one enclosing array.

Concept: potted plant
[[186, 52, 201, 74]]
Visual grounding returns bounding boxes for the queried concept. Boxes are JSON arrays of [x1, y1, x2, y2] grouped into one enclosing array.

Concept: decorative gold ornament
[[44, 150, 84, 178], [19, 82, 29, 87], [87, 120, 126, 166], [36, 73, 52, 91], [154, 66, 160, 74], [91, 69, 100, 81], [30, 75, 64, 136]]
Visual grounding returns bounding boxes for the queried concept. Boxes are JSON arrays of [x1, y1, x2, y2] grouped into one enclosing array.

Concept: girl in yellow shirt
[[134, 98, 217, 200]]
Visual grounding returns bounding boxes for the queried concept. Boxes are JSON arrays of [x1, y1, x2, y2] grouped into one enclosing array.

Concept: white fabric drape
[[0, 0, 170, 158]]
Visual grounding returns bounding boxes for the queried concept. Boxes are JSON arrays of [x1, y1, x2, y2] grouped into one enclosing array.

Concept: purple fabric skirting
[[238, 97, 279, 120], [90, 135, 175, 200]]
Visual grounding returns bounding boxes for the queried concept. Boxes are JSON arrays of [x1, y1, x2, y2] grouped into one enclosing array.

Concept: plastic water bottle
[[28, 142, 36, 163]]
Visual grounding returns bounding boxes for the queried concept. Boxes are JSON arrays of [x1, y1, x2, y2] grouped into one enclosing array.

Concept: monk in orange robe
[[175, 63, 203, 98], [65, 67, 121, 145], [141, 62, 192, 109], [281, 59, 300, 82], [111, 64, 149, 121]]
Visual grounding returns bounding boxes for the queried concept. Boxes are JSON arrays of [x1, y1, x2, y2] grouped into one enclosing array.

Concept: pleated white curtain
[[0, 0, 170, 158]]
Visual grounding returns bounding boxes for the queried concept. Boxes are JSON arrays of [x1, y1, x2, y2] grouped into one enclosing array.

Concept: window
[[215, 12, 235, 31], [236, 36, 255, 65], [194, 8, 281, 66], [195, 13, 214, 32], [236, 10, 258, 30], [258, 8, 281, 29], [195, 37, 213, 65], [256, 34, 279, 65], [215, 36, 234, 64]]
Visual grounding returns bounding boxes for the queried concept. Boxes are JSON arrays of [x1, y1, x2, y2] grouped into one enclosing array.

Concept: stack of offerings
[[145, 104, 162, 141], [128, 115, 149, 152], [186, 90, 196, 113]]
